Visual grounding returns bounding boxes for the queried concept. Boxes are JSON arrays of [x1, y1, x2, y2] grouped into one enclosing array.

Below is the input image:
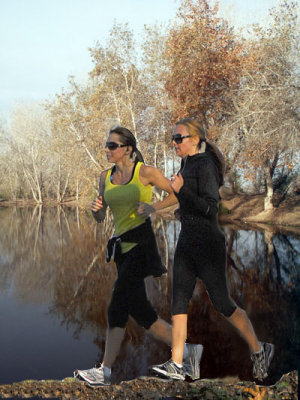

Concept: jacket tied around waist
[[106, 218, 167, 278]]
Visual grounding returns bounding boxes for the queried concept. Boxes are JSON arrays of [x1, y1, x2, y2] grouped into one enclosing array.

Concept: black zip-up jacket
[[175, 152, 222, 235]]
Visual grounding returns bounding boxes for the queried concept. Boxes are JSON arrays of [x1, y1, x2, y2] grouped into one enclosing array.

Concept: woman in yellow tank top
[[74, 126, 203, 386]]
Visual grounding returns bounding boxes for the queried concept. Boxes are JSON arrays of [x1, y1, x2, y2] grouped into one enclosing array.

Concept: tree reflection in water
[[0, 206, 299, 385]]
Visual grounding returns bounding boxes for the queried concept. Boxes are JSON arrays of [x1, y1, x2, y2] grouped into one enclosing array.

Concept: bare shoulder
[[140, 164, 160, 177], [140, 163, 168, 187], [140, 164, 161, 182], [99, 168, 110, 182]]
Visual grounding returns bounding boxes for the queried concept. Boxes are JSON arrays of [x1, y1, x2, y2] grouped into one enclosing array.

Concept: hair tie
[[199, 139, 206, 153]]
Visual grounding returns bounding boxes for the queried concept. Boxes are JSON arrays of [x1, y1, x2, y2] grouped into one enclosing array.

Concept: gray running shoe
[[74, 364, 111, 386], [183, 344, 203, 380], [251, 342, 274, 380], [151, 359, 185, 380]]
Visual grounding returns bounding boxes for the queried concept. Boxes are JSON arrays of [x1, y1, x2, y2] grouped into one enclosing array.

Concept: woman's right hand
[[91, 196, 103, 212], [170, 173, 184, 193]]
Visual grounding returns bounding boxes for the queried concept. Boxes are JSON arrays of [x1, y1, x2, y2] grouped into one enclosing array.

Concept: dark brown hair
[[109, 126, 144, 163]]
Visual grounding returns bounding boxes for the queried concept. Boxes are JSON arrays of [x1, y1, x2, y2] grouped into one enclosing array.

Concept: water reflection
[[0, 206, 299, 385]]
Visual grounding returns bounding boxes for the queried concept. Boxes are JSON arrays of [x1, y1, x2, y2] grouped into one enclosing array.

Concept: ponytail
[[206, 141, 225, 186], [133, 148, 144, 163]]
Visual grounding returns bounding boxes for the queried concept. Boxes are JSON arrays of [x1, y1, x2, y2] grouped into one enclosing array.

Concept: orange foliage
[[164, 0, 245, 128]]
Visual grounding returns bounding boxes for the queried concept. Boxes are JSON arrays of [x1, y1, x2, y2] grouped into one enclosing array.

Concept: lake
[[0, 206, 299, 385]]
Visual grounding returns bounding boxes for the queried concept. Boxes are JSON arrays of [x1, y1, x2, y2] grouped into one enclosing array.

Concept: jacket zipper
[[180, 157, 187, 175]]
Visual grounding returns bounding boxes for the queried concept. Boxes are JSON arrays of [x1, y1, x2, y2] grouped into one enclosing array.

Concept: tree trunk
[[76, 179, 79, 202], [57, 160, 61, 203], [264, 165, 274, 211]]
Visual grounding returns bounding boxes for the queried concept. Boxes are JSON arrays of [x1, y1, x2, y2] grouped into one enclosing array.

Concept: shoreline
[[1, 194, 300, 231]]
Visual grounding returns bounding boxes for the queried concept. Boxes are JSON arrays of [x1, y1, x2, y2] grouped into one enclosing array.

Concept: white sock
[[173, 361, 183, 368], [253, 343, 263, 355], [102, 365, 111, 376]]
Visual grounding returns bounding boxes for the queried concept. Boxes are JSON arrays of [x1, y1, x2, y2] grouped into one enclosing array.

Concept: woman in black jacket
[[151, 118, 274, 381]]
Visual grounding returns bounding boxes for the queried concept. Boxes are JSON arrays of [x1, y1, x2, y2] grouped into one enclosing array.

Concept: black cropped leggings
[[108, 244, 158, 330], [172, 230, 236, 318]]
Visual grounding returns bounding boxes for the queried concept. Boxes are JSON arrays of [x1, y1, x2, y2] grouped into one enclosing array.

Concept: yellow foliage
[[243, 385, 267, 399]]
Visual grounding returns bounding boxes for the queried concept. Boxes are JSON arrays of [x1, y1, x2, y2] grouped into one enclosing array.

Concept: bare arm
[[92, 170, 108, 222], [137, 165, 178, 217]]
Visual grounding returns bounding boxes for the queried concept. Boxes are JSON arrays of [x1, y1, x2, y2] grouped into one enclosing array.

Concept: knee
[[211, 297, 237, 318], [226, 306, 246, 321], [130, 303, 158, 329], [107, 303, 128, 329]]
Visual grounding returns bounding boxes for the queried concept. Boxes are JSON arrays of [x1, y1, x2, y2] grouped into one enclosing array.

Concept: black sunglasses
[[172, 134, 191, 144], [105, 141, 127, 151]]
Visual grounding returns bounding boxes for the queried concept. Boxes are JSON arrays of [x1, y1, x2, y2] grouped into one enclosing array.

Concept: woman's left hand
[[170, 173, 184, 193], [137, 202, 155, 218]]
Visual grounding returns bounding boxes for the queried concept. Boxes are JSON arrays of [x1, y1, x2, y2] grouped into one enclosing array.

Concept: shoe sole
[[86, 381, 111, 388], [151, 366, 185, 381]]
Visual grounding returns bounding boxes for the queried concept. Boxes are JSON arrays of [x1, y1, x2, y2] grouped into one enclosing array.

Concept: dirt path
[[0, 370, 297, 399]]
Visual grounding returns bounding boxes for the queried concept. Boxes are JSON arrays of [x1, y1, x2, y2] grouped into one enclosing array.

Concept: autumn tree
[[46, 78, 107, 200], [1, 104, 51, 203], [220, 1, 300, 208], [88, 23, 149, 144], [164, 0, 244, 130], [47, 23, 156, 199], [141, 23, 174, 174]]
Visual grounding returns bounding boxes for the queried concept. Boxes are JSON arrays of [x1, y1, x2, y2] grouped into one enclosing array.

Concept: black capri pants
[[108, 244, 158, 330], [172, 229, 236, 318]]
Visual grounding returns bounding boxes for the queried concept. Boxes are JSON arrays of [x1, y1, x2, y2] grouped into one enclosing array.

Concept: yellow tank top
[[104, 162, 153, 253]]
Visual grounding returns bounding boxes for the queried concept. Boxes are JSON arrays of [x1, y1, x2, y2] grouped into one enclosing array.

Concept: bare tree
[[220, 1, 300, 208]]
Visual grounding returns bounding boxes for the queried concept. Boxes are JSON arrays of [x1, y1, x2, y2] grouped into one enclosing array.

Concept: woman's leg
[[170, 240, 196, 365], [148, 317, 172, 345], [199, 237, 261, 354], [172, 314, 188, 364], [227, 307, 260, 353], [103, 327, 126, 368]]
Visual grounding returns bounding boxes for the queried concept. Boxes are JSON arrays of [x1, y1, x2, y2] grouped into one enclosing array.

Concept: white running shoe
[[151, 359, 185, 380], [183, 343, 203, 380], [74, 364, 111, 386], [251, 342, 274, 380]]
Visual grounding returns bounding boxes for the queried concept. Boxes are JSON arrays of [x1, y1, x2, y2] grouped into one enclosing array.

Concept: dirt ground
[[156, 193, 300, 235], [219, 191, 300, 229], [0, 370, 297, 399]]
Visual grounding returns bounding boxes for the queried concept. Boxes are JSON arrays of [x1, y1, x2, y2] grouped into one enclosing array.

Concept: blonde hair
[[175, 118, 225, 186], [175, 118, 207, 142]]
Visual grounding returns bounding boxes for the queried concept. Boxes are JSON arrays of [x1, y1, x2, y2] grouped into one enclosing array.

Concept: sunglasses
[[172, 134, 191, 144], [105, 141, 127, 151]]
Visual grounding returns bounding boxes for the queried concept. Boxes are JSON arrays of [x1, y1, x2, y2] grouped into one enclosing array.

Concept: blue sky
[[0, 0, 280, 121]]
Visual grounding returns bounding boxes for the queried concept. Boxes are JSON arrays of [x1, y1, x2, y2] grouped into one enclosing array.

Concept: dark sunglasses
[[172, 134, 191, 144], [105, 141, 127, 151]]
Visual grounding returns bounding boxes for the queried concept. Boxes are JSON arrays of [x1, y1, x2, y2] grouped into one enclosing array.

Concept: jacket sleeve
[[92, 208, 106, 222], [175, 159, 219, 217]]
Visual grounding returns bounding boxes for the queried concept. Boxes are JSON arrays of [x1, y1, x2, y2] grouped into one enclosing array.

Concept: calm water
[[0, 206, 299, 385]]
